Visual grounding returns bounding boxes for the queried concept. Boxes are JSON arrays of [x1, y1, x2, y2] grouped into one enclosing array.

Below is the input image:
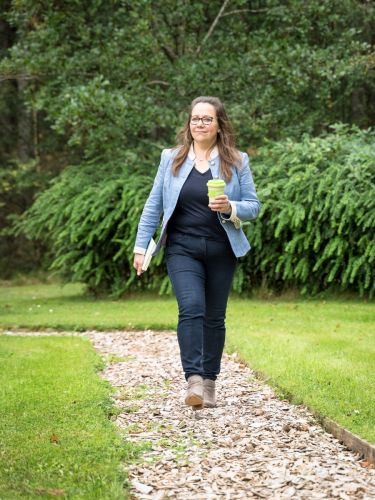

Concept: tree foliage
[[1, 0, 374, 153], [1, 0, 375, 295]]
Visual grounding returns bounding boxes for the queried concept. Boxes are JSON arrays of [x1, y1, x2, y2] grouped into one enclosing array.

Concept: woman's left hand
[[208, 195, 232, 215]]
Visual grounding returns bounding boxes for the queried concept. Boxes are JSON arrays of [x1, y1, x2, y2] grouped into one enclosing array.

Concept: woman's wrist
[[133, 247, 146, 255], [222, 201, 232, 215]]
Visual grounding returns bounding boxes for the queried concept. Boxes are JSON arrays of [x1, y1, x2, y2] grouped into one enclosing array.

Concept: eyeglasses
[[190, 116, 215, 126]]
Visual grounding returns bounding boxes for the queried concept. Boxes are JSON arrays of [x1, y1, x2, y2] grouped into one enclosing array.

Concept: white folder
[[141, 238, 156, 271]]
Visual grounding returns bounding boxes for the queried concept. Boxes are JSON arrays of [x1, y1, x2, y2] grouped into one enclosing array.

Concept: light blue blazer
[[134, 146, 261, 258]]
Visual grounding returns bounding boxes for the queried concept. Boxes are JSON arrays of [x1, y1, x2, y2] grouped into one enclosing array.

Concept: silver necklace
[[193, 144, 208, 162]]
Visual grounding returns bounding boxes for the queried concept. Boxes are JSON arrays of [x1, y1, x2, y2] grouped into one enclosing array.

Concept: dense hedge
[[13, 125, 375, 298], [240, 124, 375, 297], [12, 150, 161, 296]]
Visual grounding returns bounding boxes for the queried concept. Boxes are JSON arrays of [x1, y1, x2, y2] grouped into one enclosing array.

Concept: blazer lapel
[[168, 157, 194, 212], [209, 156, 221, 179], [178, 157, 195, 180]]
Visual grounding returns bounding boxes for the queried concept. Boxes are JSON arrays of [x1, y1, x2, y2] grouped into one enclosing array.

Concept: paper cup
[[207, 179, 226, 202]]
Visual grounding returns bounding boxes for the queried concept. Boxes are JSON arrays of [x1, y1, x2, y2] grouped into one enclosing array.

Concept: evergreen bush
[[13, 125, 374, 298], [246, 124, 375, 297]]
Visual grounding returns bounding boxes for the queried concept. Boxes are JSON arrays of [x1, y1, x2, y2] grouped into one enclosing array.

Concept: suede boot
[[185, 375, 203, 407], [203, 379, 216, 408]]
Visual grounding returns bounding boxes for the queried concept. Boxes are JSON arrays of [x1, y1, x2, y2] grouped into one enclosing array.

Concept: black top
[[167, 166, 228, 241]]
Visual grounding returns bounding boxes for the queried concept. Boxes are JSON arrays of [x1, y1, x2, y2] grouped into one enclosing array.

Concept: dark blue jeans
[[165, 232, 237, 381]]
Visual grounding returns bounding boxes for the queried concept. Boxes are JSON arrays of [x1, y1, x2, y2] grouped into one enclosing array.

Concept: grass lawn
[[0, 334, 144, 499], [0, 282, 374, 446], [226, 300, 375, 444], [0, 283, 177, 331]]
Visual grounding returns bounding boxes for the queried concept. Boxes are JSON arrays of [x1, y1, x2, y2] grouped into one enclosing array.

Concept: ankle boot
[[185, 375, 203, 407], [203, 379, 216, 408]]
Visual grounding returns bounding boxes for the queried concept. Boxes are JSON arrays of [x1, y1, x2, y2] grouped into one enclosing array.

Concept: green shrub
[[12, 125, 375, 298], [246, 123, 375, 297], [12, 150, 170, 297]]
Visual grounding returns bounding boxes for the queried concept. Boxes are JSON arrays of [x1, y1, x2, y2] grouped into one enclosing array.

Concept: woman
[[133, 96, 261, 410]]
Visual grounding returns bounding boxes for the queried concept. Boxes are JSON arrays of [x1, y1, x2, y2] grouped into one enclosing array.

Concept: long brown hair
[[172, 96, 242, 182]]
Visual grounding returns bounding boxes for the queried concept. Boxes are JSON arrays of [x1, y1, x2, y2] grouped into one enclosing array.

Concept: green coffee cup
[[207, 179, 226, 200]]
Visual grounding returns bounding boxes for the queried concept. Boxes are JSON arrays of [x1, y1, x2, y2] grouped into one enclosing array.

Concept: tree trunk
[[17, 76, 34, 162]]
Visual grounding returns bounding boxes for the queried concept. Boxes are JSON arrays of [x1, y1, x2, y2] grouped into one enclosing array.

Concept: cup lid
[[206, 179, 225, 187]]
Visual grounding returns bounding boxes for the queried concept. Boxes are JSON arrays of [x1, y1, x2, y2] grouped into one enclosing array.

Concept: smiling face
[[189, 102, 219, 146]]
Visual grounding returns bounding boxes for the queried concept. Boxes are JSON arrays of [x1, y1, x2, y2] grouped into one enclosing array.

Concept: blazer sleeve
[[232, 152, 261, 223], [219, 152, 261, 228], [133, 149, 168, 253]]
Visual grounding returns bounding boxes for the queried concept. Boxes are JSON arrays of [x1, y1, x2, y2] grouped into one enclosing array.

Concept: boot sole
[[204, 402, 216, 408], [185, 393, 203, 407], [192, 404, 204, 410]]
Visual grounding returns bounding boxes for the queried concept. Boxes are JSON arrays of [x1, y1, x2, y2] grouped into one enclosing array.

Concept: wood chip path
[[5, 329, 375, 499]]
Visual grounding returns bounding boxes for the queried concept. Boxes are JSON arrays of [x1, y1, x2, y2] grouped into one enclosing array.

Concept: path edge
[[315, 414, 375, 466], [238, 360, 375, 466], [2, 328, 375, 465]]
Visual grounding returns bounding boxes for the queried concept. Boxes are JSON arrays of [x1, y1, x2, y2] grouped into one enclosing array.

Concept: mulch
[[4, 329, 375, 499]]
